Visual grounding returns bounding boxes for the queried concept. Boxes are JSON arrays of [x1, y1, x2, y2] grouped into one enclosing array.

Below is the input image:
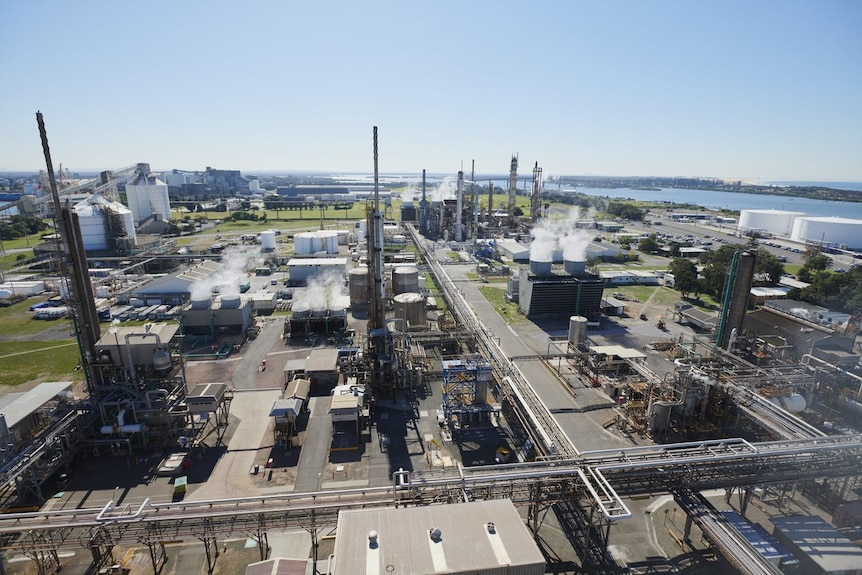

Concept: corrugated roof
[[306, 349, 339, 373], [331, 499, 544, 575], [1, 382, 72, 429], [245, 557, 307, 575], [590, 345, 646, 359]]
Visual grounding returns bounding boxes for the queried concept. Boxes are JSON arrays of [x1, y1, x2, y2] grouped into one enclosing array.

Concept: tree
[[638, 233, 660, 254], [669, 258, 701, 298], [797, 253, 832, 283]]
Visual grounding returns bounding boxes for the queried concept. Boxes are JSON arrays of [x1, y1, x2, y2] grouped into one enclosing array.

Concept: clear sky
[[1, 1, 860, 181]]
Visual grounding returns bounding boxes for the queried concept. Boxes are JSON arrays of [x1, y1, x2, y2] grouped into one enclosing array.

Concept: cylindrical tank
[[738, 210, 804, 237], [356, 219, 367, 241], [768, 393, 807, 413], [294, 231, 340, 255], [393, 292, 426, 329], [94, 286, 110, 298], [564, 259, 586, 275], [0, 289, 12, 301], [349, 267, 369, 310], [529, 257, 552, 276], [791, 216, 862, 249], [260, 230, 277, 250], [190, 297, 210, 310], [648, 401, 674, 433], [152, 348, 172, 372], [220, 295, 241, 309], [392, 267, 419, 295], [568, 316, 588, 346]]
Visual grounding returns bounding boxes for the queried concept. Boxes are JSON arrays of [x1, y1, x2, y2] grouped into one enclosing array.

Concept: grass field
[[479, 285, 525, 325], [0, 340, 81, 388]]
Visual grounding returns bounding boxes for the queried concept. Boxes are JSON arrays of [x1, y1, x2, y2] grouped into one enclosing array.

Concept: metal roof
[[330, 499, 544, 575], [305, 348, 339, 373], [0, 382, 72, 429], [771, 514, 862, 573], [269, 398, 303, 418], [590, 345, 646, 360]]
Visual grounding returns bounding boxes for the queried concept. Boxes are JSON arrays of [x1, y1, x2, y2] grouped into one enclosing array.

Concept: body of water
[[573, 187, 862, 220]]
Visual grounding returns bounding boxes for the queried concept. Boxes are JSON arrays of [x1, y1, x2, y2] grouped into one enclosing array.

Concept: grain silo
[[349, 266, 369, 310], [392, 266, 419, 295], [393, 292, 426, 329]]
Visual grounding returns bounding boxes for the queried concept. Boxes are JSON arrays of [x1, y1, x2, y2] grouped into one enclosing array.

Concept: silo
[[394, 292, 426, 329], [349, 267, 369, 310], [319, 230, 340, 254], [564, 258, 586, 275], [392, 267, 420, 295], [568, 316, 588, 346], [260, 230, 277, 250], [294, 232, 315, 256]]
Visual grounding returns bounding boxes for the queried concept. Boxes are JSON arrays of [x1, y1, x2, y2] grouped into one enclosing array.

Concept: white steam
[[189, 245, 259, 301], [292, 271, 349, 312], [529, 207, 595, 263], [429, 178, 457, 202], [400, 181, 419, 203]]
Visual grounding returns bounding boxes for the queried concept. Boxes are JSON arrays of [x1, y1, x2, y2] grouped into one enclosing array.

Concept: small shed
[[185, 383, 228, 414], [0, 381, 72, 443], [306, 348, 340, 385], [284, 378, 311, 403], [282, 358, 307, 384], [601, 297, 626, 316], [329, 385, 363, 423]]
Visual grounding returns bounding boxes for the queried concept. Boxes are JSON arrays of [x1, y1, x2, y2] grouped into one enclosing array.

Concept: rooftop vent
[[486, 522, 496, 534], [368, 530, 378, 549], [429, 527, 442, 542]]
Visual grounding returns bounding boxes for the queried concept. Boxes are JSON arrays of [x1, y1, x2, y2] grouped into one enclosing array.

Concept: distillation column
[[507, 155, 518, 230]]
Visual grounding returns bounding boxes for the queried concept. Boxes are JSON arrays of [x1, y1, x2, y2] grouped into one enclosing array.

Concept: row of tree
[[0, 215, 49, 241]]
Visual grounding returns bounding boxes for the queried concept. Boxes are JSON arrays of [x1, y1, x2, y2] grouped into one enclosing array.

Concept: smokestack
[[531, 161, 543, 222], [419, 169, 428, 235], [507, 155, 518, 229], [455, 171, 463, 242]]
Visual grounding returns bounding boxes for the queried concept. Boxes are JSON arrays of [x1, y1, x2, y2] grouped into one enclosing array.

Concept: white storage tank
[[791, 216, 862, 249], [260, 230, 277, 250], [95, 286, 110, 298], [294, 231, 340, 255], [568, 316, 588, 346], [392, 267, 419, 295], [767, 393, 807, 413], [393, 292, 426, 329], [737, 210, 804, 237], [349, 267, 369, 310]]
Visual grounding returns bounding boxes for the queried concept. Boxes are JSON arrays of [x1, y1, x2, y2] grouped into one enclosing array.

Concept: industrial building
[[286, 257, 347, 283], [72, 193, 136, 252], [518, 258, 604, 318], [128, 260, 223, 306], [125, 165, 171, 225], [330, 500, 545, 575]]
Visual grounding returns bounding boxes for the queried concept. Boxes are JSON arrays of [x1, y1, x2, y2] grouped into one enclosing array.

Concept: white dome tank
[[0, 289, 12, 300], [260, 230, 277, 250], [393, 292, 426, 329], [791, 216, 862, 249], [349, 267, 369, 310], [768, 393, 807, 413], [392, 267, 419, 295], [738, 210, 804, 237]]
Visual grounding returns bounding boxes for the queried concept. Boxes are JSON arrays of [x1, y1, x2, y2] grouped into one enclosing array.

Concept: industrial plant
[[0, 118, 861, 575]]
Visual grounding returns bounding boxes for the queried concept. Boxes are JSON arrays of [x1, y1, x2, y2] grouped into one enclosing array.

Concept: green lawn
[[479, 285, 525, 325], [0, 340, 81, 388]]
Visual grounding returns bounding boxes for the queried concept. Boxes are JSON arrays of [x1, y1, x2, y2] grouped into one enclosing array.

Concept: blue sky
[[1, 1, 860, 181]]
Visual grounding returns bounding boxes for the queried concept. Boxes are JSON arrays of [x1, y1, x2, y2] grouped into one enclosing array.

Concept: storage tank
[[0, 289, 12, 301], [220, 295, 242, 309], [529, 256, 552, 276], [648, 401, 675, 433], [392, 267, 419, 295], [260, 230, 277, 250], [393, 292, 426, 329], [568, 316, 588, 346], [95, 286, 110, 298], [294, 231, 340, 255], [738, 210, 804, 237], [767, 393, 807, 413], [349, 266, 369, 310], [790, 216, 862, 249], [564, 258, 586, 275], [152, 348, 172, 372], [190, 297, 211, 310]]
